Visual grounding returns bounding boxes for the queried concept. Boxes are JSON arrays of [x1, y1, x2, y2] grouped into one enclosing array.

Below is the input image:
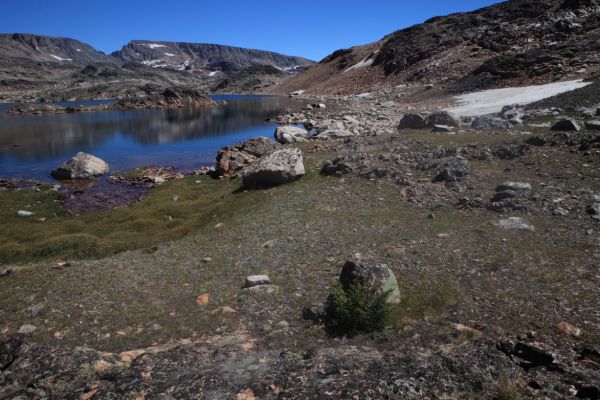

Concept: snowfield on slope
[[444, 80, 592, 116]]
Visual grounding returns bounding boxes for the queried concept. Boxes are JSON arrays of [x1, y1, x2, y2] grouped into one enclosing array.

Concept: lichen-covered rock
[[51, 152, 109, 180], [215, 137, 280, 178], [242, 148, 305, 188], [339, 260, 401, 304]]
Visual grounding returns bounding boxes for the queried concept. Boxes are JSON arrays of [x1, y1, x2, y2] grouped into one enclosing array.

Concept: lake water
[[0, 95, 295, 181]]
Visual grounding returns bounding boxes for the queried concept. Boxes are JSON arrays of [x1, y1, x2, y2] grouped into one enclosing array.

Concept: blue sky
[[1, 0, 503, 61]]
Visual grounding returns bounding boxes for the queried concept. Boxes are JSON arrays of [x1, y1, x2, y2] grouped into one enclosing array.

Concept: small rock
[[247, 284, 279, 294], [153, 176, 165, 184], [214, 223, 224, 229], [586, 203, 600, 220], [0, 268, 15, 277], [262, 240, 277, 249], [551, 118, 580, 132], [18, 324, 37, 334], [381, 101, 396, 109], [432, 125, 454, 133], [496, 182, 532, 193], [196, 294, 210, 306], [17, 210, 33, 217], [245, 275, 271, 288], [557, 321, 581, 337], [24, 303, 45, 318], [493, 217, 535, 231], [0, 334, 24, 369], [584, 120, 600, 131]]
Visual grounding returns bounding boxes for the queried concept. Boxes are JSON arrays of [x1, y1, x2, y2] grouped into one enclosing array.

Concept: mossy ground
[[0, 131, 599, 356]]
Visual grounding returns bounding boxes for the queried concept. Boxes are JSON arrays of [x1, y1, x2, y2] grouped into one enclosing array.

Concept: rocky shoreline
[[4, 86, 213, 115]]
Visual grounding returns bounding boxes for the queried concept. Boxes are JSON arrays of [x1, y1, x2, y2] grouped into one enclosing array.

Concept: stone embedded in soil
[[586, 203, 600, 220], [584, 120, 600, 131], [17, 210, 33, 217], [496, 181, 532, 193], [432, 124, 454, 133], [493, 217, 535, 231], [0, 268, 15, 277], [244, 275, 271, 288], [17, 324, 37, 334]]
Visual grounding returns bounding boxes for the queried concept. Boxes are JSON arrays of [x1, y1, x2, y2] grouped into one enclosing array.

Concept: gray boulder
[[316, 120, 345, 134], [398, 113, 427, 130], [215, 137, 280, 178], [339, 260, 401, 304], [51, 152, 109, 180], [242, 148, 305, 188], [274, 126, 310, 144], [551, 119, 580, 132], [425, 111, 460, 128]]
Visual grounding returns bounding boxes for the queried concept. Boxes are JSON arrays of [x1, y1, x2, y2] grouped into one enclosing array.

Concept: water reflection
[[0, 96, 293, 180]]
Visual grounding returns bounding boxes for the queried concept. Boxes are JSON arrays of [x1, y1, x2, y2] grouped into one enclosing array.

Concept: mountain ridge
[[271, 0, 600, 95]]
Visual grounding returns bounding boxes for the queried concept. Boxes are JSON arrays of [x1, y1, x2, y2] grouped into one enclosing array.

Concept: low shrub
[[326, 282, 391, 334]]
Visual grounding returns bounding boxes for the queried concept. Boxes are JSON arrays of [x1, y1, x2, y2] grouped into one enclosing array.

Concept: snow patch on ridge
[[444, 80, 592, 116], [344, 58, 374, 73], [145, 43, 167, 49], [164, 53, 175, 57]]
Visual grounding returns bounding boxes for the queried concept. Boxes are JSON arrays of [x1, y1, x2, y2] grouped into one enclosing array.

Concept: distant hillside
[[0, 33, 114, 65], [273, 0, 600, 95], [111, 40, 313, 76]]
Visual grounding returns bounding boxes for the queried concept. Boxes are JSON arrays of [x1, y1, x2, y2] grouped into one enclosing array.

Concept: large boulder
[[315, 120, 346, 134], [551, 118, 580, 132], [338, 260, 401, 304], [215, 137, 280, 178], [425, 111, 460, 128], [242, 148, 305, 188], [274, 126, 310, 144], [398, 113, 427, 130], [51, 152, 109, 180]]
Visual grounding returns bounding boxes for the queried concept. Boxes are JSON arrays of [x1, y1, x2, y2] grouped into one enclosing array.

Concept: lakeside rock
[[242, 148, 305, 188], [274, 126, 310, 144], [51, 152, 109, 180], [215, 137, 280, 178]]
